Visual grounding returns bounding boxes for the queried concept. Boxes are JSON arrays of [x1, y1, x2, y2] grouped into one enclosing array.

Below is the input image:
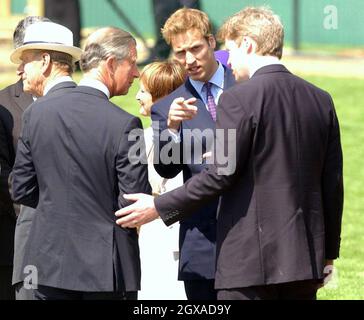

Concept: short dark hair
[[13, 16, 51, 49]]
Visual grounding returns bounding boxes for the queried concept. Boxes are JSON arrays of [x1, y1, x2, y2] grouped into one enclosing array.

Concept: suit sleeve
[[116, 117, 152, 208], [11, 108, 39, 208], [0, 117, 17, 219], [322, 97, 344, 259], [155, 90, 255, 225], [151, 103, 184, 179]]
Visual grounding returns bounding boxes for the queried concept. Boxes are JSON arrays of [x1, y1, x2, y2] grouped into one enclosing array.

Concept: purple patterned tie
[[204, 82, 217, 121]]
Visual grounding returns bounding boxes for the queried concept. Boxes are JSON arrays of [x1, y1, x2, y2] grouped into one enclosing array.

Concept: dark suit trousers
[[217, 279, 320, 300], [184, 279, 216, 300], [0, 266, 15, 300], [34, 285, 137, 300]]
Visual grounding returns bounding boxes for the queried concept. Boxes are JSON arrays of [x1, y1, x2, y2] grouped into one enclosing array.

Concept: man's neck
[[203, 59, 219, 83], [43, 71, 73, 96], [79, 71, 111, 99], [249, 55, 282, 78], [82, 69, 112, 97]]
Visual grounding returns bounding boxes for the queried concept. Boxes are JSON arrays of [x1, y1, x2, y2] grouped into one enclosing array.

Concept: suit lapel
[[13, 80, 33, 112], [183, 67, 236, 132]]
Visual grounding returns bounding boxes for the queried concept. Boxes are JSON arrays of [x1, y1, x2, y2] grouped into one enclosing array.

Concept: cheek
[[23, 64, 32, 76], [173, 56, 186, 66], [143, 96, 153, 110], [231, 53, 243, 69], [24, 63, 39, 79]]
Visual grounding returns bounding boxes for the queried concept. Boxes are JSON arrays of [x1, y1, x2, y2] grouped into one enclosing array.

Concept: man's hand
[[167, 97, 198, 131], [115, 193, 159, 228]]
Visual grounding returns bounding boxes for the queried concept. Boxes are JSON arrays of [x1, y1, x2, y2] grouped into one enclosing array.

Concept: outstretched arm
[[116, 91, 255, 227]]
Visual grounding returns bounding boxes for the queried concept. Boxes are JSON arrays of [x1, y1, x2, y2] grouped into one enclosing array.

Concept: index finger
[[185, 97, 197, 105], [115, 204, 136, 217]]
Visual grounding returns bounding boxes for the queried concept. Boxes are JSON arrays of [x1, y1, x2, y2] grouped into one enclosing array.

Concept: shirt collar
[[189, 61, 225, 95], [249, 56, 283, 78], [43, 76, 74, 96], [78, 78, 110, 99]]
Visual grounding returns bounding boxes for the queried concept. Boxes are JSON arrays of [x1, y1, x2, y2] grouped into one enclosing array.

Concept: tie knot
[[203, 82, 217, 122], [205, 82, 212, 91]]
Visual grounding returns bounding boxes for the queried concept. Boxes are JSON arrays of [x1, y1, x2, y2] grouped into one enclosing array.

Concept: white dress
[[138, 127, 186, 300]]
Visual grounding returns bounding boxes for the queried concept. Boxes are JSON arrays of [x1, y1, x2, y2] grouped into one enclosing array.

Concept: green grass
[[1, 71, 362, 300], [301, 75, 364, 300]]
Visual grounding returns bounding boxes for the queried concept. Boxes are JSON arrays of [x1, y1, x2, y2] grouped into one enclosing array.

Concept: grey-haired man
[[8, 19, 81, 300]]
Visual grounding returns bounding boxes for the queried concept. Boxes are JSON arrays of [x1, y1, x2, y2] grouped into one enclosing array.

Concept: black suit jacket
[[11, 81, 76, 286], [0, 80, 33, 266], [155, 65, 344, 289], [12, 85, 151, 292], [151, 66, 235, 280]]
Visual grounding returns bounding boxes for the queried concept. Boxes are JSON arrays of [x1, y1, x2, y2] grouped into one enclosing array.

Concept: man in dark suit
[[116, 6, 344, 300], [12, 26, 151, 300], [0, 16, 49, 300], [10, 19, 81, 301], [150, 8, 235, 300]]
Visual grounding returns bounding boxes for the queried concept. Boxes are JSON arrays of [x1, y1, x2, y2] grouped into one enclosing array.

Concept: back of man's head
[[218, 6, 284, 59], [13, 16, 51, 49], [162, 8, 213, 45], [80, 27, 136, 73]]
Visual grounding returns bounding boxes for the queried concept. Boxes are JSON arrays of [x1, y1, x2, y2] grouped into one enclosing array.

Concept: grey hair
[[13, 16, 51, 49], [80, 27, 136, 73], [31, 49, 74, 75]]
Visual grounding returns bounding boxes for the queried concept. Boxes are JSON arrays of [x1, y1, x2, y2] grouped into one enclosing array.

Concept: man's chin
[[188, 72, 207, 83]]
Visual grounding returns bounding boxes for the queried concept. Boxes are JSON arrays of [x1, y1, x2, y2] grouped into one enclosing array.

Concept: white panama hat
[[10, 21, 82, 64]]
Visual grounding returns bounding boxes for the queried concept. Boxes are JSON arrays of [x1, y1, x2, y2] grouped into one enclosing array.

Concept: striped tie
[[204, 82, 217, 121]]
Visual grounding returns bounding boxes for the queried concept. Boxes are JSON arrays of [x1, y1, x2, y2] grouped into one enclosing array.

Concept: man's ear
[[242, 36, 256, 54], [105, 56, 117, 75], [208, 35, 216, 50], [41, 53, 52, 74]]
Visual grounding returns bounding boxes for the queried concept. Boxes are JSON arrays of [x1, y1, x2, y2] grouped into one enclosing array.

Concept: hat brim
[[10, 43, 82, 64]]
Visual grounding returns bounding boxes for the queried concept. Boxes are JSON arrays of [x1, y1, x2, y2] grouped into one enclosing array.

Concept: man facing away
[[11, 27, 151, 300], [151, 8, 236, 300], [1, 17, 80, 301], [0, 15, 49, 301], [116, 6, 344, 300]]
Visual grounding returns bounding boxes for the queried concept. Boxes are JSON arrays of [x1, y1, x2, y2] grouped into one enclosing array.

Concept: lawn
[[0, 71, 362, 300]]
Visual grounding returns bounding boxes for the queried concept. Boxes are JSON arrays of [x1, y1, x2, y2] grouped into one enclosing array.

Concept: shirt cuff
[[167, 128, 181, 143]]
